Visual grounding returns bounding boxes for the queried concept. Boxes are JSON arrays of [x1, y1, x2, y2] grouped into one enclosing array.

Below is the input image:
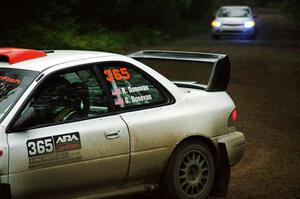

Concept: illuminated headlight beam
[[212, 20, 222, 28], [244, 21, 255, 28]]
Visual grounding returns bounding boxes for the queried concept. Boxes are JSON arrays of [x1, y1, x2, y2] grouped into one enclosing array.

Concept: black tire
[[163, 141, 215, 199]]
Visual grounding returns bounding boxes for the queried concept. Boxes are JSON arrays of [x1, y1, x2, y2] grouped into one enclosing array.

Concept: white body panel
[[121, 89, 235, 186], [8, 115, 129, 197]]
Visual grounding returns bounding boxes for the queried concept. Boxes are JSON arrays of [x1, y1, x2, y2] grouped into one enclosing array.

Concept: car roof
[[0, 50, 120, 72]]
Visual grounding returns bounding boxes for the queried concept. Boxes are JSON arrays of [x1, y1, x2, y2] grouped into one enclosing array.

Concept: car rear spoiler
[[128, 50, 230, 91]]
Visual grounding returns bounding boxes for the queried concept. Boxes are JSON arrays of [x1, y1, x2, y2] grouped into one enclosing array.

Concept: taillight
[[228, 108, 237, 127], [231, 109, 237, 122]]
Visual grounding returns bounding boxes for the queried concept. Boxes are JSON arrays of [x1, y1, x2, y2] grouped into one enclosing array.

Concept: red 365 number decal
[[104, 68, 130, 82]]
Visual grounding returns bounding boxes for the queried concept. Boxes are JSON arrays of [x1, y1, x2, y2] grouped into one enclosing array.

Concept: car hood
[[216, 17, 253, 24]]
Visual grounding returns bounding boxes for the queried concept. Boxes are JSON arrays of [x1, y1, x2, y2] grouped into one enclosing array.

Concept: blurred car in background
[[211, 6, 257, 39]]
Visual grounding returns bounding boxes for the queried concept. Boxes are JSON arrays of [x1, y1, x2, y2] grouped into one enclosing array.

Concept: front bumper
[[215, 131, 245, 166], [212, 26, 256, 36]]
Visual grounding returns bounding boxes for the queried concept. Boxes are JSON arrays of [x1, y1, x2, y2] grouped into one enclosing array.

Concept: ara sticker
[[26, 132, 81, 168]]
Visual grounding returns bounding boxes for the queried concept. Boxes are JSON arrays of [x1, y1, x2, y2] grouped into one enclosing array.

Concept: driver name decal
[[26, 132, 81, 168], [111, 85, 152, 106]]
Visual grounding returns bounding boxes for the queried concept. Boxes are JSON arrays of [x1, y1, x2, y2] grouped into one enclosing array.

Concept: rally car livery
[[0, 48, 245, 199]]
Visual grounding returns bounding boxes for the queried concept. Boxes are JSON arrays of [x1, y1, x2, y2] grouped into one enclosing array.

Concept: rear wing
[[128, 50, 230, 92]]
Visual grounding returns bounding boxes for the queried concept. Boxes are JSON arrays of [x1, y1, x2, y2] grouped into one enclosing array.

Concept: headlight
[[244, 21, 255, 28], [211, 20, 222, 27]]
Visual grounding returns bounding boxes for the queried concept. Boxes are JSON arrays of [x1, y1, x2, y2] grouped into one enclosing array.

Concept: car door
[[7, 66, 130, 197], [99, 62, 178, 185]]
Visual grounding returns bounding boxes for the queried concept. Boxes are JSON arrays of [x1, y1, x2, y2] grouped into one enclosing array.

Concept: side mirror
[[253, 14, 258, 18]]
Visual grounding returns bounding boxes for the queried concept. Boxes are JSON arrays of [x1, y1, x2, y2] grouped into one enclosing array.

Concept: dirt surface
[[126, 8, 300, 199]]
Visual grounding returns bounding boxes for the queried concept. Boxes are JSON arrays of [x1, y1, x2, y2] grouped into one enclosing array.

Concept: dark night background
[[0, 0, 299, 51]]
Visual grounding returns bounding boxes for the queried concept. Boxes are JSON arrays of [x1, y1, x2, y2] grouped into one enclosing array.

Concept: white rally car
[[211, 6, 257, 39], [0, 48, 245, 199]]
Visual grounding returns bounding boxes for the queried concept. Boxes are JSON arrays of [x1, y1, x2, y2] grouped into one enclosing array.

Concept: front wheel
[[163, 141, 215, 199]]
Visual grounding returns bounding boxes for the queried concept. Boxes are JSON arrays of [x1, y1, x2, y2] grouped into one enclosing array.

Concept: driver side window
[[14, 68, 109, 129]]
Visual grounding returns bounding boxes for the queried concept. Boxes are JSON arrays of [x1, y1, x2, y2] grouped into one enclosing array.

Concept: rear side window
[[100, 62, 168, 110]]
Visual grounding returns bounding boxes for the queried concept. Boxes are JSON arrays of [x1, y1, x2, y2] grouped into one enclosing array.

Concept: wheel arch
[[163, 135, 230, 197], [173, 136, 218, 164]]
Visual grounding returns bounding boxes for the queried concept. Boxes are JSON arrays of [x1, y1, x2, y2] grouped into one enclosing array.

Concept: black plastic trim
[[211, 143, 230, 197], [174, 83, 206, 90], [42, 50, 55, 53], [92, 65, 116, 112]]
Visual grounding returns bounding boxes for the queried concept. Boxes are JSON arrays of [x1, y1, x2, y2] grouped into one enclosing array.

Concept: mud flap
[[211, 142, 230, 197], [0, 184, 11, 199]]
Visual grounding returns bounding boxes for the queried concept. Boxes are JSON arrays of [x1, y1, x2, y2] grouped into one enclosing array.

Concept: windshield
[[0, 68, 39, 122], [218, 7, 251, 18]]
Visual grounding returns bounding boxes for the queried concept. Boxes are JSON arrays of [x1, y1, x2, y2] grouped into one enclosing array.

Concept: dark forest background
[[0, 0, 298, 52]]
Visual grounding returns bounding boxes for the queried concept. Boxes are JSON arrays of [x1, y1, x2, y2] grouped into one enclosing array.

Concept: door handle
[[105, 130, 120, 139]]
